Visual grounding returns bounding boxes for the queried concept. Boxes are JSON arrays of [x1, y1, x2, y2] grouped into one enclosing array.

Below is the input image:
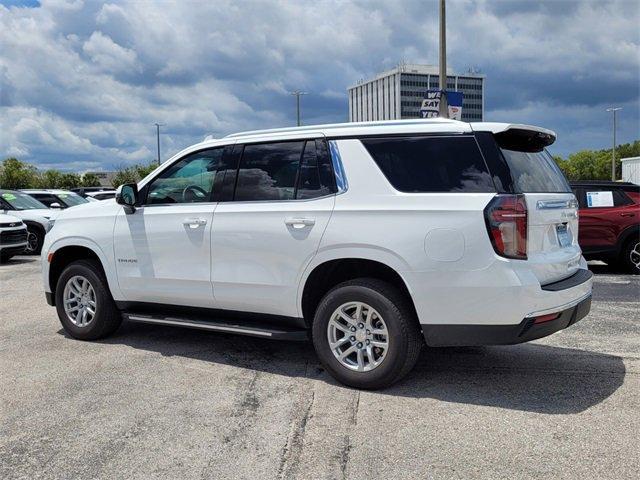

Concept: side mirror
[[115, 183, 138, 213], [50, 202, 62, 209]]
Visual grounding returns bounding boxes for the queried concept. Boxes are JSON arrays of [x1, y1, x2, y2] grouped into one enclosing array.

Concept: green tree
[[0, 158, 39, 189], [111, 162, 157, 187], [554, 140, 640, 181], [58, 173, 81, 189], [81, 173, 102, 187], [37, 169, 63, 188]]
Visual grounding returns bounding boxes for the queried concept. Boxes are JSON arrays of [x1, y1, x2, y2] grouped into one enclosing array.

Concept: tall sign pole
[[290, 90, 308, 126], [154, 123, 164, 166], [606, 107, 622, 180], [439, 0, 448, 118]]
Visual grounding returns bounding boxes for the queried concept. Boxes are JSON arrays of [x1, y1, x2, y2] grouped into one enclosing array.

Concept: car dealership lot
[[1, 258, 638, 480]]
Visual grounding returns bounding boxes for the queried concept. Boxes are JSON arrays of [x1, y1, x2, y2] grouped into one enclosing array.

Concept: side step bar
[[122, 313, 309, 341]]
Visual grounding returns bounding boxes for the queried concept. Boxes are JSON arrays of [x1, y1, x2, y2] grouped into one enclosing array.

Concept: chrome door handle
[[285, 217, 315, 229], [620, 213, 635, 217], [183, 217, 207, 228]]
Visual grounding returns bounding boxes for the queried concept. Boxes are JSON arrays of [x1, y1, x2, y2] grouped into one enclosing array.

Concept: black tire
[[311, 278, 423, 389], [25, 224, 44, 255], [55, 259, 122, 340], [619, 236, 640, 275]]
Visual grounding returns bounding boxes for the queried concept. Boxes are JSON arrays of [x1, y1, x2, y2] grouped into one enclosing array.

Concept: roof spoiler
[[492, 125, 556, 153]]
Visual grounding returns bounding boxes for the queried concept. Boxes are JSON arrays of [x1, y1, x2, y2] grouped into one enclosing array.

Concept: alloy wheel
[[25, 231, 38, 253], [630, 241, 640, 270], [63, 275, 97, 327], [327, 301, 389, 372]]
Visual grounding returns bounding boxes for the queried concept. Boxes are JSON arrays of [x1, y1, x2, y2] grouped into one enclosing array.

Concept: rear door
[[576, 186, 637, 249], [211, 137, 336, 318], [499, 146, 581, 284]]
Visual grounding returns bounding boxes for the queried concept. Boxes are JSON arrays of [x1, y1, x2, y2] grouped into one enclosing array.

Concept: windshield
[[57, 192, 89, 206], [1, 191, 48, 210], [500, 148, 571, 193]]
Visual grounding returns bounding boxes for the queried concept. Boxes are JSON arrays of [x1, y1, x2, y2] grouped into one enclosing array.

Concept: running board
[[122, 313, 308, 341]]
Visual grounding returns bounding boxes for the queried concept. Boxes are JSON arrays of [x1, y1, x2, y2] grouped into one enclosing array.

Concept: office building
[[347, 63, 484, 122]]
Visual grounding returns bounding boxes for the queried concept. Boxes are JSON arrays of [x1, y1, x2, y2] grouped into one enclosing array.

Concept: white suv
[[0, 213, 28, 262], [41, 119, 592, 389]]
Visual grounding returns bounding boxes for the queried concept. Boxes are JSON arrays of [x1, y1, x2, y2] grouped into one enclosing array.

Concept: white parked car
[[41, 119, 592, 388], [0, 190, 56, 254], [20, 189, 90, 209], [0, 213, 27, 262]]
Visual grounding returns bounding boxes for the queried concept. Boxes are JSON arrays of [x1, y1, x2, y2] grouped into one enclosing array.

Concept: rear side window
[[579, 188, 633, 208], [361, 136, 495, 193], [500, 149, 570, 193], [235, 141, 304, 201], [233, 140, 335, 201]]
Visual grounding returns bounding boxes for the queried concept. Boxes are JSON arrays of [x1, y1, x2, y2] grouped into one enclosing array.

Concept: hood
[[15, 208, 59, 220], [0, 213, 23, 225], [3, 210, 53, 227]]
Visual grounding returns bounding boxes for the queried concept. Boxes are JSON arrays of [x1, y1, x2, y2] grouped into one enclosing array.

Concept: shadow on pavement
[[68, 320, 626, 415], [0, 256, 38, 266]]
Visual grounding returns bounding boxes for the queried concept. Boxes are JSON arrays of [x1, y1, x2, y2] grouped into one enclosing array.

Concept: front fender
[[43, 236, 123, 300]]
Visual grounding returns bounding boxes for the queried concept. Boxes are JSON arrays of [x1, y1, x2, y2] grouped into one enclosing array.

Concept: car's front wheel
[[25, 225, 44, 255], [312, 278, 423, 389], [55, 259, 122, 340]]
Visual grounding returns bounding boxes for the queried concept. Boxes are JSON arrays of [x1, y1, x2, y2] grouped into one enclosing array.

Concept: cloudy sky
[[0, 0, 638, 172]]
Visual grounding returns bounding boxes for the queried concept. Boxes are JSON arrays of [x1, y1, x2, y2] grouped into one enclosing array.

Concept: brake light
[[484, 194, 528, 260]]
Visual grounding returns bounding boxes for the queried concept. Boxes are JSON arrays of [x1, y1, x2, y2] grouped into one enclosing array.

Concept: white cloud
[[0, 0, 637, 170], [82, 31, 140, 74]]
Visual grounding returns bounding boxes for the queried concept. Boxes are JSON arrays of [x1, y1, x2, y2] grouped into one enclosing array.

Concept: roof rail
[[224, 118, 463, 139]]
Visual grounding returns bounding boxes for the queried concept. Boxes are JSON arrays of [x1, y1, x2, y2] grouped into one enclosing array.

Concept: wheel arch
[[47, 241, 118, 305], [616, 224, 640, 254], [299, 256, 418, 328]]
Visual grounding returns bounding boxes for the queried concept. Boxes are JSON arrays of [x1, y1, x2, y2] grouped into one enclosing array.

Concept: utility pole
[[154, 123, 164, 166], [606, 107, 622, 181], [438, 0, 448, 118], [290, 90, 307, 126]]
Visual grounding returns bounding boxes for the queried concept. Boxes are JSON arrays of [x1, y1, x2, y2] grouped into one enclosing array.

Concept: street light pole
[[438, 0, 448, 118], [290, 90, 307, 126], [606, 107, 622, 181], [154, 123, 164, 166]]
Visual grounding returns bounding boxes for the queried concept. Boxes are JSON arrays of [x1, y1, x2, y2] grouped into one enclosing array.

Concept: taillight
[[484, 194, 528, 260]]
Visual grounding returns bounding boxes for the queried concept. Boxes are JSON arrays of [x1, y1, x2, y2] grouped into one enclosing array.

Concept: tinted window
[[235, 142, 304, 201], [580, 187, 633, 208], [146, 148, 224, 204], [361, 136, 495, 192], [500, 149, 570, 193], [1, 191, 48, 210], [296, 140, 334, 199], [56, 193, 88, 207]]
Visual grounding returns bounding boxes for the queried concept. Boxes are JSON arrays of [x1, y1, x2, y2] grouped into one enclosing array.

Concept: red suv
[[571, 181, 640, 274]]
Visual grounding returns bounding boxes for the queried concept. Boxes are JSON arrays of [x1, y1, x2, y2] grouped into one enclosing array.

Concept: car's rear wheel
[[620, 237, 640, 275], [312, 278, 422, 389], [55, 259, 122, 340]]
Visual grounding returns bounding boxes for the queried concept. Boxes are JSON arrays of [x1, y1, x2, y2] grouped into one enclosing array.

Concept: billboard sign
[[420, 90, 463, 120]]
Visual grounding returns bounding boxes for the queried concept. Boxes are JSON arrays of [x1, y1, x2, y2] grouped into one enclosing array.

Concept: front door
[[113, 147, 225, 307], [211, 138, 336, 318]]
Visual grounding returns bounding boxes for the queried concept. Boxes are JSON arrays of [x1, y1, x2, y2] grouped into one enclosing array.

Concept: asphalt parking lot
[[1, 257, 639, 480]]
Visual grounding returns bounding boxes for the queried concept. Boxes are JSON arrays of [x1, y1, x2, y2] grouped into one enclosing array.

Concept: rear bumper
[[423, 293, 591, 347]]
